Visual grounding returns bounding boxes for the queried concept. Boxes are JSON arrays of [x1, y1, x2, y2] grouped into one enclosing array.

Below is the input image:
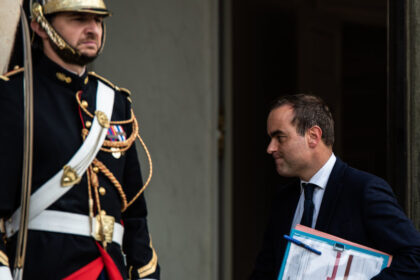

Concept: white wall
[[94, 1, 220, 279]]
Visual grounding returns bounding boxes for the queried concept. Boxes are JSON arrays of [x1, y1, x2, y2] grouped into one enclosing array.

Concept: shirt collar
[[300, 153, 336, 190]]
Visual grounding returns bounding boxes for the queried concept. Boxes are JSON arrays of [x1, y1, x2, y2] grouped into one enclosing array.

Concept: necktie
[[301, 183, 317, 228]]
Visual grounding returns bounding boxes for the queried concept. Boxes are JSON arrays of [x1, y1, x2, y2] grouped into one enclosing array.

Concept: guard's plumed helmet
[[31, 0, 110, 65]]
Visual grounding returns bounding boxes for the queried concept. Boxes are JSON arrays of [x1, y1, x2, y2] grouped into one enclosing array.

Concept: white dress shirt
[[290, 153, 336, 231]]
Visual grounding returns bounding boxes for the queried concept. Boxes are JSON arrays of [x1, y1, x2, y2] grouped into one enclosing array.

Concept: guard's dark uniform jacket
[[0, 51, 160, 279]]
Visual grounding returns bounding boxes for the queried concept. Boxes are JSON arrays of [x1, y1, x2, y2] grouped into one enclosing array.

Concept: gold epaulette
[[119, 87, 132, 103], [119, 87, 131, 96], [1, 66, 24, 81], [88, 71, 116, 89], [88, 71, 132, 102]]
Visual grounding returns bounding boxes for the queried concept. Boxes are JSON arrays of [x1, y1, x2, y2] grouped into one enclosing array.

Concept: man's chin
[[79, 48, 99, 57], [276, 166, 293, 177], [276, 167, 286, 176], [68, 53, 98, 66]]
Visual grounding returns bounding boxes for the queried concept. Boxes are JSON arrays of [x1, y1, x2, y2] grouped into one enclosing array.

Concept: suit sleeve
[[120, 98, 159, 280], [364, 180, 420, 279]]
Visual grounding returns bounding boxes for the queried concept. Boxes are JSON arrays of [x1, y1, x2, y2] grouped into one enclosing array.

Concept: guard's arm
[[121, 141, 159, 280], [118, 93, 159, 280]]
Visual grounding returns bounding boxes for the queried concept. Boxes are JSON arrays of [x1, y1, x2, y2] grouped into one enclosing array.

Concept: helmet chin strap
[[32, 3, 79, 55]]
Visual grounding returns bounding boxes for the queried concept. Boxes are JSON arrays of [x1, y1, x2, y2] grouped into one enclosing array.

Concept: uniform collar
[[37, 52, 90, 92]]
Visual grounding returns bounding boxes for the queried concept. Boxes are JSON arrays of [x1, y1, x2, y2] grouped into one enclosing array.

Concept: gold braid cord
[[76, 92, 153, 211], [86, 167, 95, 219], [101, 116, 138, 153], [126, 133, 153, 208], [93, 158, 128, 211]]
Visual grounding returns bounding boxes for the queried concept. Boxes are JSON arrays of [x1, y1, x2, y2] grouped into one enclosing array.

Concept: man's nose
[[267, 139, 277, 154], [85, 19, 101, 35]]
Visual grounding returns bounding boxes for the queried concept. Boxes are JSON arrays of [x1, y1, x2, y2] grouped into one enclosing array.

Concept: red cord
[[77, 90, 86, 129]]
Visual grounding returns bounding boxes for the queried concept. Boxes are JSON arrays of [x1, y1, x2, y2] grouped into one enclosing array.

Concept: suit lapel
[[315, 158, 347, 232]]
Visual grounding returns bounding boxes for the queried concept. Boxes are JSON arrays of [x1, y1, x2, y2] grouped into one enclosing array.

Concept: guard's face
[[266, 105, 311, 178], [51, 12, 103, 58]]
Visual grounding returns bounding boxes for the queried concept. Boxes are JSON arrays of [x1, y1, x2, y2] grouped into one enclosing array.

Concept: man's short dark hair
[[270, 94, 335, 146]]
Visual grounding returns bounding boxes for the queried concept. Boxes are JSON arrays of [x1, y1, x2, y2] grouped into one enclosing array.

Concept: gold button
[[81, 128, 89, 137], [85, 121, 92, 128], [93, 166, 99, 173], [81, 100, 88, 108], [95, 111, 109, 128], [84, 77, 89, 85], [99, 187, 106, 196]]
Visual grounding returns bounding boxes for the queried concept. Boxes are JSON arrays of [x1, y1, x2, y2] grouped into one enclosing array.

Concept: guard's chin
[[51, 40, 99, 66], [59, 49, 98, 66]]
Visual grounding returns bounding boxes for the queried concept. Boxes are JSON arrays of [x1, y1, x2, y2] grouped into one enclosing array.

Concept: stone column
[[94, 1, 220, 278], [406, 0, 420, 228], [0, 0, 21, 73]]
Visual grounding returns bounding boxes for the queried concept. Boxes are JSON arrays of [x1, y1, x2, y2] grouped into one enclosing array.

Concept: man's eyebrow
[[268, 130, 284, 138]]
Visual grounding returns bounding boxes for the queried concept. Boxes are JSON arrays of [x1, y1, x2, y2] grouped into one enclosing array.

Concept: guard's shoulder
[[0, 66, 24, 81], [88, 71, 132, 102]]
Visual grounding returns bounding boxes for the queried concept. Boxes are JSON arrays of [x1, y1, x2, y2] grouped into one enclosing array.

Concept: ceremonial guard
[[0, 0, 160, 279]]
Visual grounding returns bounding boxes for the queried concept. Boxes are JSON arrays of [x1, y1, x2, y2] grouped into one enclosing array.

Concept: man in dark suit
[[251, 94, 420, 279]]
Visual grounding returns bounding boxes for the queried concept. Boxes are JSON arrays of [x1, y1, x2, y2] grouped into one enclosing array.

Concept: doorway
[[230, 1, 389, 279]]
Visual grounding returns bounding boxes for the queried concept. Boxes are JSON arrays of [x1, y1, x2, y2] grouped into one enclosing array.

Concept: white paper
[[281, 235, 385, 280]]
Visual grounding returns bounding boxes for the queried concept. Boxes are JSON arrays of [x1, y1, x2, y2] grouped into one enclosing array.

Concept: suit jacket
[[251, 158, 420, 279]]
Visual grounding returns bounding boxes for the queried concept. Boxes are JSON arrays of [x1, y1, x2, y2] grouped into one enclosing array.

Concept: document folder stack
[[278, 225, 392, 280]]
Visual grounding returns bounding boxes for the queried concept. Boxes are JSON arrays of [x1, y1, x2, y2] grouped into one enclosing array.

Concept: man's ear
[[30, 20, 48, 39], [307, 126, 322, 148]]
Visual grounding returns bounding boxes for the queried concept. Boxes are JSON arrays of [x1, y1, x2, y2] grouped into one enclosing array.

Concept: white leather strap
[[6, 81, 115, 237], [6, 210, 124, 246], [0, 266, 12, 280]]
